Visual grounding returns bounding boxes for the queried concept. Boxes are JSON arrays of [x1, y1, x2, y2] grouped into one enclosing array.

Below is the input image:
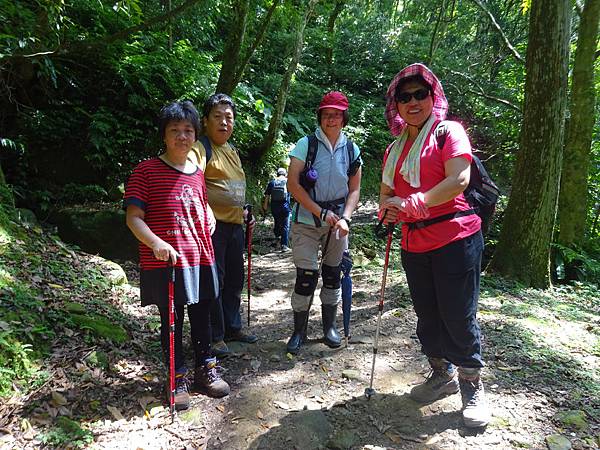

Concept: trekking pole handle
[[245, 204, 253, 223], [375, 209, 395, 239]]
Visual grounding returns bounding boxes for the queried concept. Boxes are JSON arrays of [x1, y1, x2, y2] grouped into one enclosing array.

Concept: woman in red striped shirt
[[124, 101, 229, 410]]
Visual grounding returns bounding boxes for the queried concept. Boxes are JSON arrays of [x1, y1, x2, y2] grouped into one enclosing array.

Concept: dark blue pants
[[159, 301, 211, 372], [210, 221, 245, 341], [272, 204, 290, 247], [401, 231, 484, 368]]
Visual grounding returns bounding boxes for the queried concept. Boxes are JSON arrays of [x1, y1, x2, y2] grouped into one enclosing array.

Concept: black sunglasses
[[395, 88, 431, 104]]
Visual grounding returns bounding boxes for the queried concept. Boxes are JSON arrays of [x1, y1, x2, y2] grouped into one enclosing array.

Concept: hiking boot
[[165, 372, 190, 411], [321, 304, 341, 348], [281, 245, 291, 253], [211, 340, 231, 358], [459, 367, 490, 428], [287, 310, 309, 354], [224, 329, 258, 344], [409, 358, 459, 403], [194, 357, 230, 398]]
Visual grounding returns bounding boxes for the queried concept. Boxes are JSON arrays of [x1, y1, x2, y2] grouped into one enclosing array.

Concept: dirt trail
[[100, 216, 568, 450], [3, 208, 594, 450]]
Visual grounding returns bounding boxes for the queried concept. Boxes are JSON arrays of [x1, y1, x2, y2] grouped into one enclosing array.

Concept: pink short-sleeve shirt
[[383, 121, 481, 253]]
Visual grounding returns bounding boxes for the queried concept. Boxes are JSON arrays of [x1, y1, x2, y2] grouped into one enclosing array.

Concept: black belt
[[406, 209, 476, 231], [313, 197, 345, 226]]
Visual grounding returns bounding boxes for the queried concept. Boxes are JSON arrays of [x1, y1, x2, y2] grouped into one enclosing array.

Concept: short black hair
[[202, 93, 237, 120], [394, 75, 433, 101], [158, 100, 201, 140], [317, 109, 350, 127]]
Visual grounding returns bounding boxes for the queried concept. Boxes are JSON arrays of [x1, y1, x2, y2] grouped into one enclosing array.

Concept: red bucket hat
[[384, 63, 448, 136], [319, 91, 349, 111]]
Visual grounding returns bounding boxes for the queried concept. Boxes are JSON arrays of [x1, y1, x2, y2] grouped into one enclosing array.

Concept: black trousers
[[158, 301, 211, 372], [210, 221, 245, 341], [401, 231, 484, 368]]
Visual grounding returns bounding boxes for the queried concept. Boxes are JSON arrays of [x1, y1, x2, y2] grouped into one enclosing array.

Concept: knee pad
[[322, 264, 341, 290], [294, 268, 319, 296]]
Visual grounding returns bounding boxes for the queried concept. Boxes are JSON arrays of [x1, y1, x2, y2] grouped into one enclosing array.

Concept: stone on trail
[[545, 434, 572, 450], [342, 369, 360, 380], [350, 335, 373, 344]]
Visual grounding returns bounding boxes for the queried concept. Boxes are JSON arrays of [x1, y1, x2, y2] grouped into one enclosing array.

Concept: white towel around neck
[[397, 114, 438, 188]]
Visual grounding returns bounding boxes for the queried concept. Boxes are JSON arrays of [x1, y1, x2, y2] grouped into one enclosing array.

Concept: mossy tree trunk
[[488, 0, 571, 288], [325, 0, 345, 66], [557, 0, 600, 247], [216, 0, 250, 95], [216, 0, 280, 96], [254, 0, 318, 159]]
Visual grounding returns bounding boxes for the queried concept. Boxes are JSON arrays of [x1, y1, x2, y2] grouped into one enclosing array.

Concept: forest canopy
[[1, 0, 599, 288]]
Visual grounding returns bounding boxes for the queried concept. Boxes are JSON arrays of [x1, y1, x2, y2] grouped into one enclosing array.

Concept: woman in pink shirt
[[379, 63, 490, 428]]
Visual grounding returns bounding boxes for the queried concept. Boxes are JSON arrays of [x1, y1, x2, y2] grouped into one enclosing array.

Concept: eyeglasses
[[322, 112, 344, 120], [395, 88, 431, 104]]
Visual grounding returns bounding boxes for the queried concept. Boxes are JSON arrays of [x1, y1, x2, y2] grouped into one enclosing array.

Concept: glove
[[404, 192, 429, 220]]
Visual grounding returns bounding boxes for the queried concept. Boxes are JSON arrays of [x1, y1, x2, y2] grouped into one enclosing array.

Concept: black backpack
[[408, 122, 499, 234], [198, 135, 213, 162], [271, 178, 288, 202]]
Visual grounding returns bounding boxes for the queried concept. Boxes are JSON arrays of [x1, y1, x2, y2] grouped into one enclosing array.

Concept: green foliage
[[39, 416, 94, 448], [69, 312, 129, 344], [552, 243, 600, 285]]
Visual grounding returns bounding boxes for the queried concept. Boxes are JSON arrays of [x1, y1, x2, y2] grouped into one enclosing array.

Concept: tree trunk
[[230, 0, 280, 92], [488, 0, 571, 288], [216, 0, 250, 95], [325, 0, 346, 65], [254, 0, 318, 159], [557, 0, 600, 247]]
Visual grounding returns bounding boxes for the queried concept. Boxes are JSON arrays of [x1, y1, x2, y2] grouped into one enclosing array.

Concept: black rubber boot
[[286, 311, 309, 354], [322, 304, 341, 348]]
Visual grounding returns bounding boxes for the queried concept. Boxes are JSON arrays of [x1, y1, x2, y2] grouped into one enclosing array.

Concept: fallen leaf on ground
[[51, 391, 68, 406], [498, 365, 522, 372], [250, 359, 261, 371], [107, 405, 125, 421], [386, 431, 427, 443], [216, 404, 225, 412], [256, 410, 264, 419]]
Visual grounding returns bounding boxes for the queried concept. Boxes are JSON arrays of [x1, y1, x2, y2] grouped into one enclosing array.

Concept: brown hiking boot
[[410, 358, 459, 403], [194, 357, 230, 398], [459, 367, 490, 428], [165, 373, 190, 411]]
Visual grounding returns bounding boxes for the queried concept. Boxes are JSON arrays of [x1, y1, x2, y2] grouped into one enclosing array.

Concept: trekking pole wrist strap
[[320, 208, 329, 221]]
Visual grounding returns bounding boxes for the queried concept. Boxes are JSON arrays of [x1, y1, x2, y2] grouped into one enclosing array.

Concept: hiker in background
[[262, 167, 292, 252], [379, 63, 489, 428], [190, 93, 258, 359], [285, 91, 362, 354], [124, 101, 230, 410]]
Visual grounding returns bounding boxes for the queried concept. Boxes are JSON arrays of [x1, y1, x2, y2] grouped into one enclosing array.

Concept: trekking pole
[[245, 204, 254, 327], [365, 213, 395, 400], [167, 258, 176, 422]]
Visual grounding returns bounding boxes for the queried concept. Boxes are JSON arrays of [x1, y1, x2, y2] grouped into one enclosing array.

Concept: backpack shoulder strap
[[346, 139, 354, 164], [434, 120, 447, 150], [306, 134, 318, 169], [199, 135, 212, 163]]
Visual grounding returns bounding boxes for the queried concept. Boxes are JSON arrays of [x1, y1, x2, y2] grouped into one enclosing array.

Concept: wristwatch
[[341, 216, 352, 225]]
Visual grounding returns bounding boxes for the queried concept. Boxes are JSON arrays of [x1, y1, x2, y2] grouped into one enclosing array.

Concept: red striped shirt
[[124, 158, 215, 270]]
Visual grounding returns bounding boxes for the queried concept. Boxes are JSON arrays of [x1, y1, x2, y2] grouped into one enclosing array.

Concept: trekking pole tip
[[364, 387, 375, 400]]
